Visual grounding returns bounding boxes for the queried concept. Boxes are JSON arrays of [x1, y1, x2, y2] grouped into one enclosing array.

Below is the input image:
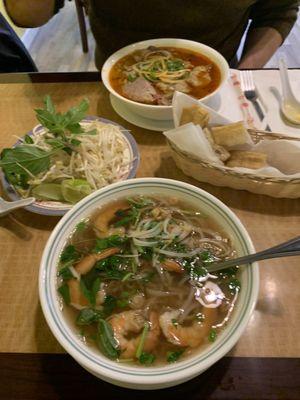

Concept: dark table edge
[[1, 68, 299, 84], [0, 353, 299, 400]]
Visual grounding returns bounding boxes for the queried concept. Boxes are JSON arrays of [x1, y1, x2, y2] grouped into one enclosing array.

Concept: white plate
[[110, 76, 242, 132], [110, 94, 174, 132]]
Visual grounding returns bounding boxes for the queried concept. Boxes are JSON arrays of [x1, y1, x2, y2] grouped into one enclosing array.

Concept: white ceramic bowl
[[39, 178, 259, 390], [101, 38, 229, 121]]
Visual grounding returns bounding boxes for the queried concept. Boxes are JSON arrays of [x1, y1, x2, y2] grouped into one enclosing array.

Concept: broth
[[57, 196, 240, 366], [109, 47, 221, 105]]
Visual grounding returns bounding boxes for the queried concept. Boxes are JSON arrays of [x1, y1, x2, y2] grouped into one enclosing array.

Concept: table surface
[[0, 71, 299, 400]]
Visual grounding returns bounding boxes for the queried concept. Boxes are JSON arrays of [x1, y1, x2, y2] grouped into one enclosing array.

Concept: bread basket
[[167, 129, 300, 199]]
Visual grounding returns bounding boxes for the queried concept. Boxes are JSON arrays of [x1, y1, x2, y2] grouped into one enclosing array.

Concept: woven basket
[[167, 130, 300, 199]]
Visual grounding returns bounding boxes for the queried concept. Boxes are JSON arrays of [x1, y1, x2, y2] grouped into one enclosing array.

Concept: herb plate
[[0, 117, 140, 216]]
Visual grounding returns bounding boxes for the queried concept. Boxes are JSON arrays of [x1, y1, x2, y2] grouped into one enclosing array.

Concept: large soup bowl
[[101, 38, 229, 121], [39, 178, 259, 390]]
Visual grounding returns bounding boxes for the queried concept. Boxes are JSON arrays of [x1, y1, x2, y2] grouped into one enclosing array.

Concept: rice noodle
[[154, 247, 201, 258]]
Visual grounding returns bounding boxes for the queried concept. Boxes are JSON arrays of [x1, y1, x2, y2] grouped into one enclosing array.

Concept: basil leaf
[[58, 284, 70, 305], [76, 308, 97, 325], [58, 266, 73, 281], [0, 145, 50, 177], [97, 319, 120, 359], [79, 279, 93, 305], [90, 277, 101, 306]]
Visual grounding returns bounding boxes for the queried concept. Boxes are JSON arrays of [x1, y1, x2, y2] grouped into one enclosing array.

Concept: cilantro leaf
[[167, 350, 184, 363], [60, 245, 80, 263], [138, 352, 155, 365]]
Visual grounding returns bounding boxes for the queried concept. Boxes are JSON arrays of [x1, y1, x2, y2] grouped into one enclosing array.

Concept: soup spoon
[[206, 236, 300, 272], [278, 58, 300, 125], [0, 196, 35, 216]]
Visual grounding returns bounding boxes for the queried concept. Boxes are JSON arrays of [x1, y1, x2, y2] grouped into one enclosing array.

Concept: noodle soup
[[109, 47, 221, 106], [57, 196, 240, 366]]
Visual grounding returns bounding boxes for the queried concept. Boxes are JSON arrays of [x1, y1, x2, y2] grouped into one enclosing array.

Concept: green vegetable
[[32, 183, 64, 201], [76, 308, 98, 325], [60, 245, 80, 263], [79, 277, 100, 306], [167, 350, 184, 363], [75, 220, 87, 232], [127, 74, 137, 82], [58, 283, 70, 305], [200, 250, 215, 263], [58, 266, 73, 281], [138, 352, 155, 365], [96, 256, 130, 281], [166, 59, 185, 71], [24, 135, 34, 144], [35, 95, 88, 136], [135, 323, 149, 359], [171, 318, 178, 327], [114, 206, 139, 227], [208, 328, 217, 342], [61, 179, 92, 204], [97, 319, 120, 359], [93, 235, 127, 253], [0, 145, 51, 187], [128, 197, 154, 208], [228, 278, 241, 293]]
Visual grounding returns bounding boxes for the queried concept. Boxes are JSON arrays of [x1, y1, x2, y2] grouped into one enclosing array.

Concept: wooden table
[[0, 72, 299, 400]]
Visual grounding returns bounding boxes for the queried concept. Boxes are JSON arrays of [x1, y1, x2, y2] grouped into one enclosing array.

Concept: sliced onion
[[69, 266, 80, 280], [129, 222, 162, 239]]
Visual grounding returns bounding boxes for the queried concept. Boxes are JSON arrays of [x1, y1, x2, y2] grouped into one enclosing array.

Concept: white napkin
[[164, 91, 300, 179], [163, 122, 222, 164]]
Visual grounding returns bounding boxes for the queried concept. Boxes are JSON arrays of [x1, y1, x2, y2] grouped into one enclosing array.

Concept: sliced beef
[[187, 65, 212, 88], [123, 77, 157, 104]]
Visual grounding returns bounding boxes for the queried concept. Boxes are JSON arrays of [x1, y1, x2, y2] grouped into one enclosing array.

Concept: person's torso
[[89, 0, 257, 67]]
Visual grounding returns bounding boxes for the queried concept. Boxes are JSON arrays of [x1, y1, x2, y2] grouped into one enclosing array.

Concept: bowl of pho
[[102, 38, 229, 121], [39, 178, 258, 389], [0, 96, 139, 216]]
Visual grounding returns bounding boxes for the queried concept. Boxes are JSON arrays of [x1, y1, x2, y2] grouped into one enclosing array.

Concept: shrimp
[[159, 308, 218, 347], [94, 201, 129, 238], [75, 247, 120, 275], [161, 259, 184, 274], [109, 311, 160, 358]]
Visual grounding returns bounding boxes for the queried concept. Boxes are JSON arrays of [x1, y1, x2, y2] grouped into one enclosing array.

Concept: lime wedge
[[61, 179, 92, 204], [32, 183, 64, 201]]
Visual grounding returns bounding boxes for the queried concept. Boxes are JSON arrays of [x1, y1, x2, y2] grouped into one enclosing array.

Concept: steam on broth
[[57, 196, 240, 366], [110, 47, 221, 105]]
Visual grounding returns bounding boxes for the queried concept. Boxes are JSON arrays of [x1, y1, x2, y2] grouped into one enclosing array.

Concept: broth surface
[[109, 47, 221, 105], [57, 196, 240, 366]]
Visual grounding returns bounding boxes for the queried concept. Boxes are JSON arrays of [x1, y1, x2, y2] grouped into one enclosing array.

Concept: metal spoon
[[278, 58, 300, 125], [206, 236, 300, 273], [0, 197, 35, 216]]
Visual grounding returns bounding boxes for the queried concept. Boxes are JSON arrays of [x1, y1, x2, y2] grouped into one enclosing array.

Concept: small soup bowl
[[101, 38, 229, 121], [39, 178, 259, 390]]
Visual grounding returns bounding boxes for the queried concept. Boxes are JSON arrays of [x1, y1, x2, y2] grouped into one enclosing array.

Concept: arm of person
[[239, 27, 282, 69], [4, 0, 56, 27], [239, 0, 299, 68]]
